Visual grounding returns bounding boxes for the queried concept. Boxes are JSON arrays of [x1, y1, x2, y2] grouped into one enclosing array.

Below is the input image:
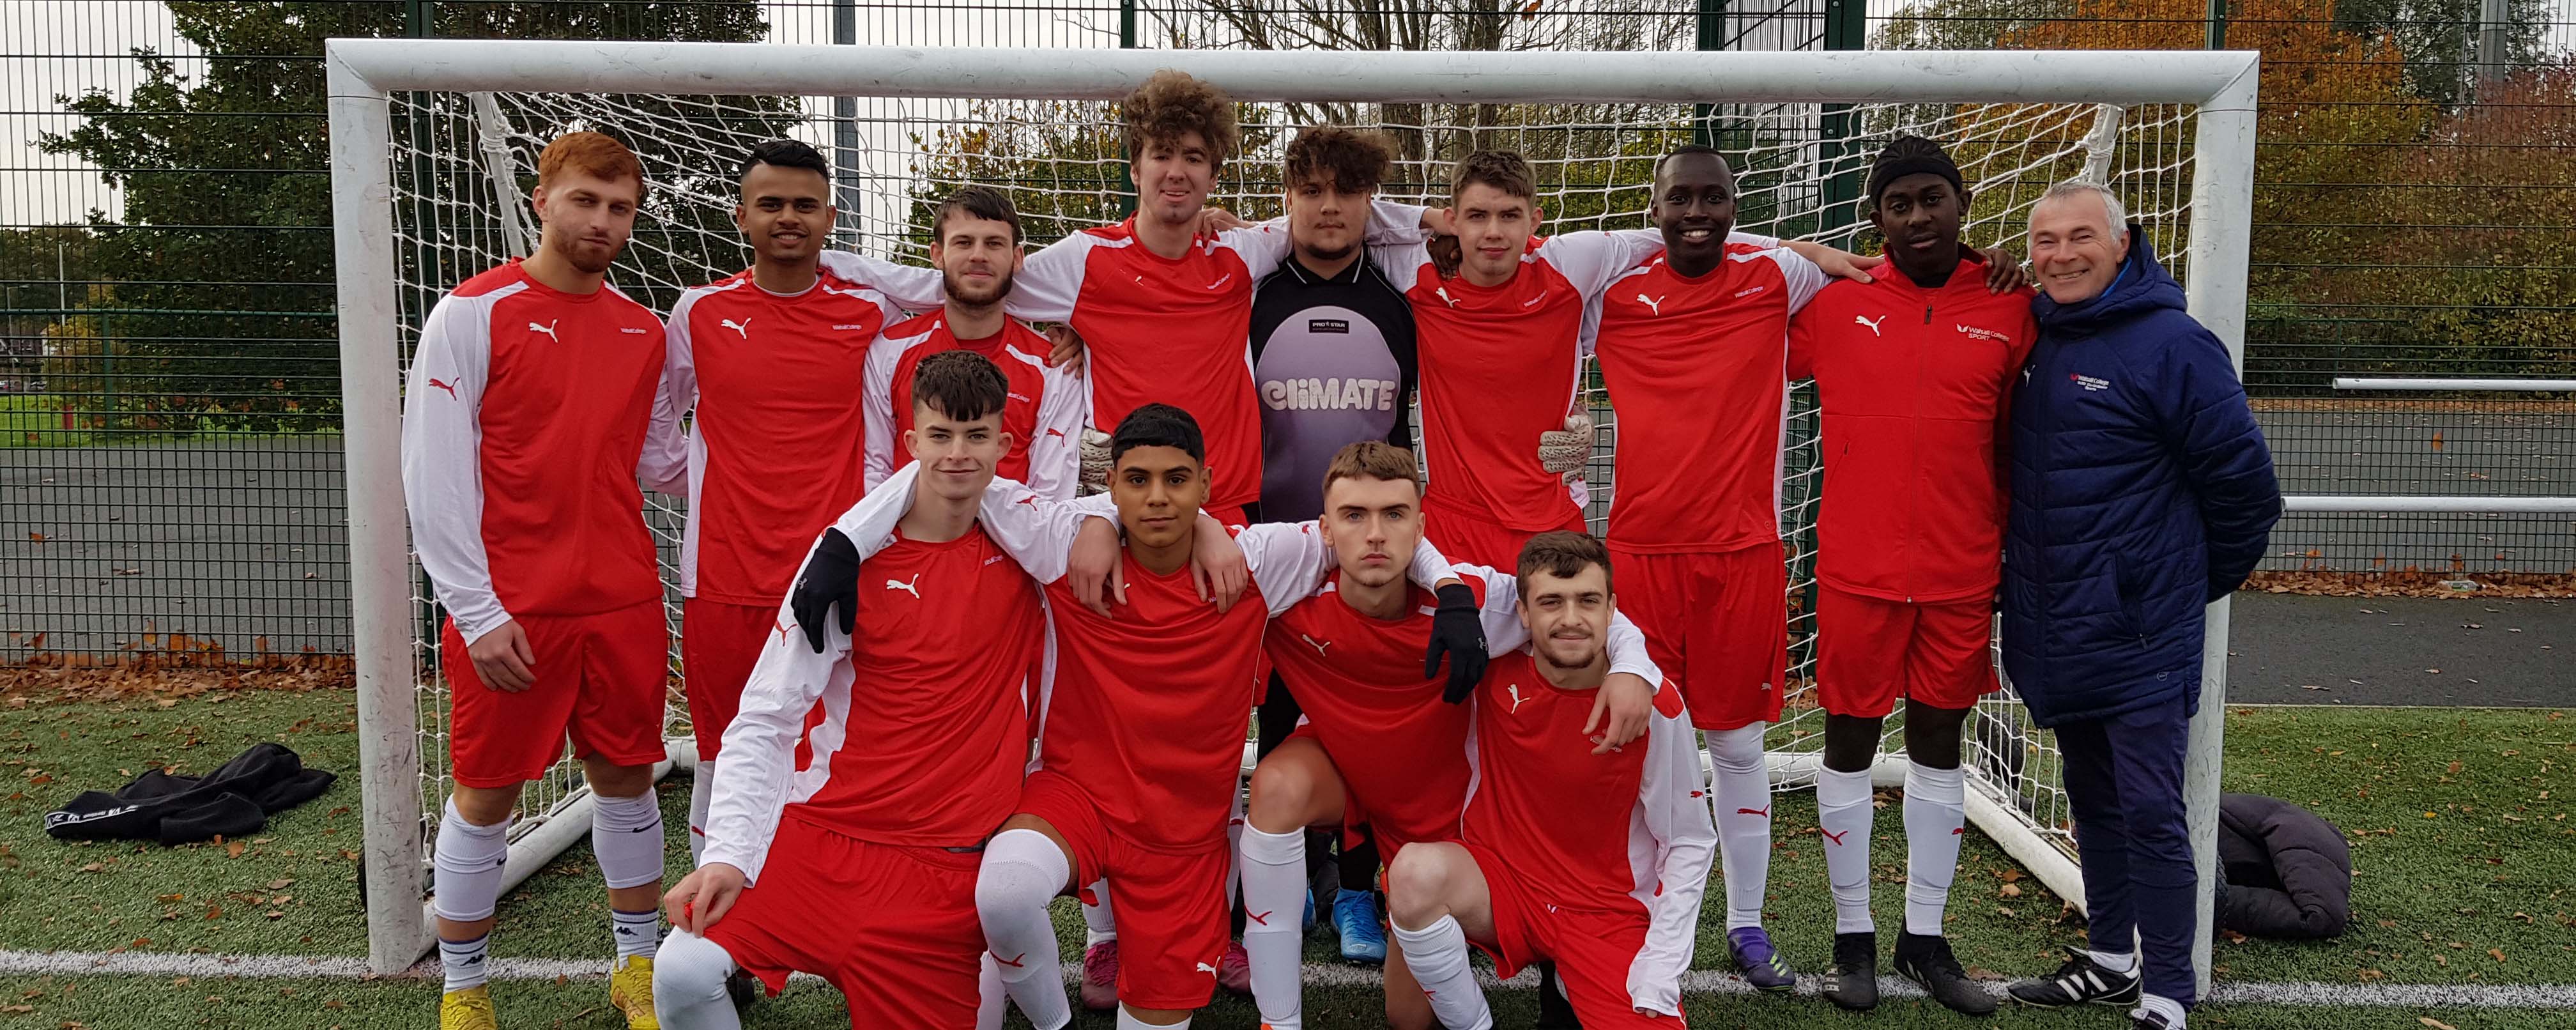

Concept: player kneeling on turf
[[654, 350, 1047, 1029], [1385, 532, 1715, 1030]]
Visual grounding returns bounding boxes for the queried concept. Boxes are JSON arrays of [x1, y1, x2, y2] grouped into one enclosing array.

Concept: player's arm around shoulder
[[1625, 686, 1717, 1016]]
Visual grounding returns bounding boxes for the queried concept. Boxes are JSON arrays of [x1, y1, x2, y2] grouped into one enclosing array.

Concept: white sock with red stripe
[[1390, 915, 1492, 1030], [1903, 761, 1967, 937], [1237, 825, 1307, 1029], [977, 828, 1073, 1030], [1816, 764, 1877, 935], [1705, 723, 1772, 929], [1080, 887, 1116, 948], [686, 758, 714, 866]]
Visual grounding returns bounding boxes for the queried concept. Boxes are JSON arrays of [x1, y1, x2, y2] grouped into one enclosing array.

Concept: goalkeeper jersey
[[662, 268, 903, 604], [861, 312, 1084, 502], [1788, 251, 2037, 603], [1590, 248, 1828, 553], [400, 258, 682, 644]]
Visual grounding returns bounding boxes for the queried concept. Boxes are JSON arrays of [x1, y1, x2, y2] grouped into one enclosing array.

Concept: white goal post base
[[330, 41, 2258, 983]]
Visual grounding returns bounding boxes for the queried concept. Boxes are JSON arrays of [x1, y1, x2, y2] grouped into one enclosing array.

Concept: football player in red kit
[[1383, 532, 1717, 1030], [405, 132, 682, 1030], [652, 350, 1045, 1030], [1788, 136, 2036, 1015]]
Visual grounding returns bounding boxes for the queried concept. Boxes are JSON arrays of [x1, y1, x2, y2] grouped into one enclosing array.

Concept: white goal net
[[331, 42, 2256, 974]]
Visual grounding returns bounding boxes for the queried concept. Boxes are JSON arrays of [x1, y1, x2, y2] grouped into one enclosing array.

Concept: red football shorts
[[441, 599, 668, 788], [702, 815, 984, 1027], [680, 597, 779, 762], [1462, 843, 1686, 1029], [1609, 542, 1788, 731], [1425, 498, 1587, 573], [1017, 769, 1230, 1011], [1814, 587, 2000, 718]]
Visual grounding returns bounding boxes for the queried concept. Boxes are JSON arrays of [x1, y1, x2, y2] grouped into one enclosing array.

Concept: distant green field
[[0, 394, 339, 448], [0, 680, 2564, 1028]]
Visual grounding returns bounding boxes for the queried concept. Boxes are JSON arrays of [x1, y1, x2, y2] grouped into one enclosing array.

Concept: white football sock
[[1391, 916, 1491, 1030], [1705, 724, 1772, 929], [432, 797, 509, 923], [2135, 992, 2187, 1028], [687, 758, 714, 867], [1080, 884, 1117, 947], [651, 928, 742, 1030], [2089, 948, 2139, 974], [1238, 825, 1307, 1029], [978, 828, 1073, 1030], [592, 790, 666, 891], [439, 933, 490, 993], [611, 907, 659, 960], [1815, 764, 1877, 935], [976, 953, 1004, 1030], [1116, 1008, 1189, 1029], [1903, 761, 1966, 937]]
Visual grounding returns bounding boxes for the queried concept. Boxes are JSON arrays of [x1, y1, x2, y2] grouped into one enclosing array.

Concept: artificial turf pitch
[[0, 679, 2564, 1028]]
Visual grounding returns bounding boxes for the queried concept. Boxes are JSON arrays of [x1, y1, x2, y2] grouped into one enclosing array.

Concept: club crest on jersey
[[1853, 314, 1886, 336], [719, 317, 752, 339], [1956, 323, 2011, 344], [1637, 293, 1666, 316], [526, 319, 559, 341], [426, 377, 459, 400], [2070, 373, 2112, 392], [884, 573, 923, 599]]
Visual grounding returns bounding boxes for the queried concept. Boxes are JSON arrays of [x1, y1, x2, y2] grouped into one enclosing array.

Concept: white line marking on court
[[0, 949, 2570, 1008]]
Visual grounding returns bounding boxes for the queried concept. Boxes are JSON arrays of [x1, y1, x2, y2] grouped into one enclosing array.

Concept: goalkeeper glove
[[1078, 427, 1114, 497], [1537, 410, 1595, 480], [788, 528, 861, 653], [1425, 583, 1489, 703]]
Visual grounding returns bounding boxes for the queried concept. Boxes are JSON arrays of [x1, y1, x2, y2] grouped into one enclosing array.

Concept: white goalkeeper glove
[[1078, 427, 1114, 497], [1537, 410, 1595, 481]]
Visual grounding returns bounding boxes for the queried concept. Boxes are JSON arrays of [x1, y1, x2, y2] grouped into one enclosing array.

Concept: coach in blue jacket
[[1997, 182, 2280, 1030]]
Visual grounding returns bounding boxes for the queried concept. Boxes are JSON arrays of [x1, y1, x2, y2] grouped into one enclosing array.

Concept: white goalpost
[[326, 39, 2259, 983]]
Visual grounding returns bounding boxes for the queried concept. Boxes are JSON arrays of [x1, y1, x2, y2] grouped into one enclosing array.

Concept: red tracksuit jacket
[[1788, 252, 2037, 604]]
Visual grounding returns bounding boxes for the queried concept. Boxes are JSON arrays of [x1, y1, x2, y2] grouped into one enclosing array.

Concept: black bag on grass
[[43, 742, 335, 845]]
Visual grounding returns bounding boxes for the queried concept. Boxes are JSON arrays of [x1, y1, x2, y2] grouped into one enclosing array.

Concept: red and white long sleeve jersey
[[1788, 253, 2037, 603], [860, 314, 1084, 501], [400, 258, 682, 643], [698, 519, 1045, 881], [825, 204, 1427, 516], [662, 268, 903, 604], [1262, 564, 1665, 852], [1590, 247, 1829, 553], [1460, 650, 1715, 1016]]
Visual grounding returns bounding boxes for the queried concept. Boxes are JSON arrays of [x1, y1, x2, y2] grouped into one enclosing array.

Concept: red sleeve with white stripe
[[969, 480, 1110, 585], [1023, 358, 1087, 502], [1230, 523, 1459, 617], [1626, 693, 1717, 1015], [993, 233, 1095, 325], [816, 251, 945, 311], [399, 293, 510, 644], [859, 330, 906, 494], [702, 578, 854, 882]]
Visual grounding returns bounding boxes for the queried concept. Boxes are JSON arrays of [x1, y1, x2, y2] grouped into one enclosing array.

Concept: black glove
[[788, 528, 861, 653], [1425, 583, 1488, 703]]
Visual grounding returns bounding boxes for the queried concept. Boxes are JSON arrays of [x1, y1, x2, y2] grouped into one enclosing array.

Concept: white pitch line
[[0, 949, 2569, 1009]]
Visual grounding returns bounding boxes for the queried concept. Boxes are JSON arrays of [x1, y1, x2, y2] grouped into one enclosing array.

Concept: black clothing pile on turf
[[2216, 792, 2350, 940], [45, 742, 335, 845]]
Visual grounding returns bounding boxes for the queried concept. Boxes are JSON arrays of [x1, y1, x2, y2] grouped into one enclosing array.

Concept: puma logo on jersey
[[1195, 962, 1220, 976], [720, 317, 752, 339], [1434, 286, 1457, 307], [1046, 427, 1066, 438], [1506, 684, 1528, 713], [1637, 293, 1666, 316], [1821, 828, 1850, 846], [1854, 314, 1887, 336], [1206, 273, 1233, 291], [1736, 806, 1770, 817], [884, 573, 923, 599], [1301, 634, 1331, 657], [426, 378, 459, 400], [527, 319, 559, 341]]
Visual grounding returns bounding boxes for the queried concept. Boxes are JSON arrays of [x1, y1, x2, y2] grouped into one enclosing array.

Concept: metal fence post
[[2205, 0, 2229, 50], [833, 0, 863, 247], [1818, 0, 1866, 243], [1117, 0, 1139, 218], [1693, 0, 1726, 148]]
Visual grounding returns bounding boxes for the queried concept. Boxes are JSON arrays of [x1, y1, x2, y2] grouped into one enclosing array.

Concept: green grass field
[[0, 679, 2565, 1028], [0, 394, 339, 448]]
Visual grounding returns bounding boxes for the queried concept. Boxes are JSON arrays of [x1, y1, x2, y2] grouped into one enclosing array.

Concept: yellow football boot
[[609, 954, 661, 1029], [438, 983, 496, 1030]]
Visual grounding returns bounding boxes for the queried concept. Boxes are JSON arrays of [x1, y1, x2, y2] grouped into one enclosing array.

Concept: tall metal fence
[[3, 0, 2569, 661]]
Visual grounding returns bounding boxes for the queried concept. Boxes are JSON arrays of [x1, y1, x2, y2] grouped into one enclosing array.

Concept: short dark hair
[[933, 185, 1022, 245], [1864, 135, 1964, 209], [1109, 403, 1205, 465], [1652, 143, 1729, 180], [910, 349, 1009, 425], [1284, 126, 1393, 195], [740, 138, 829, 181], [1450, 150, 1536, 203], [1515, 530, 1614, 600]]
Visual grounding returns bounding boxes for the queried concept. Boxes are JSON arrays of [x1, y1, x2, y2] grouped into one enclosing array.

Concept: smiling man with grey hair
[[1997, 182, 2282, 1030]]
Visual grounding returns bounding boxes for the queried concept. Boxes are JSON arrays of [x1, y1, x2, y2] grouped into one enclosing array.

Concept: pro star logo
[[620, 327, 648, 335], [983, 554, 1009, 566], [1733, 285, 1766, 298], [1206, 272, 1233, 291], [884, 573, 923, 599], [1637, 293, 1666, 316], [1506, 684, 1529, 713], [1301, 634, 1331, 657], [1956, 323, 2011, 343], [719, 317, 753, 339], [1520, 291, 1546, 308], [2071, 373, 2112, 392], [831, 323, 869, 331], [1008, 392, 1032, 403], [426, 377, 459, 401], [526, 319, 559, 341], [1854, 314, 1886, 337]]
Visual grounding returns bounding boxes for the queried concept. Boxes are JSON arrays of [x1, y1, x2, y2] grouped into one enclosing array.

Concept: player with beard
[[406, 132, 683, 1030], [1383, 532, 1715, 1030], [659, 139, 907, 880], [1590, 144, 2023, 994], [862, 187, 1083, 500], [1788, 135, 2036, 1014]]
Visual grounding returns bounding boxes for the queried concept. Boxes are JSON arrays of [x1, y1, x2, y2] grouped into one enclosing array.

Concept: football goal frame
[[326, 39, 2258, 982]]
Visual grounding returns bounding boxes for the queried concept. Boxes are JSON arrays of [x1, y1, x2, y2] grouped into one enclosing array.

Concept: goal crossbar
[[328, 41, 2259, 982]]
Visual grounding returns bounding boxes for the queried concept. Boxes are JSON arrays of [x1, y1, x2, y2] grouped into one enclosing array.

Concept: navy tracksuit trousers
[[2055, 695, 2197, 1008]]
